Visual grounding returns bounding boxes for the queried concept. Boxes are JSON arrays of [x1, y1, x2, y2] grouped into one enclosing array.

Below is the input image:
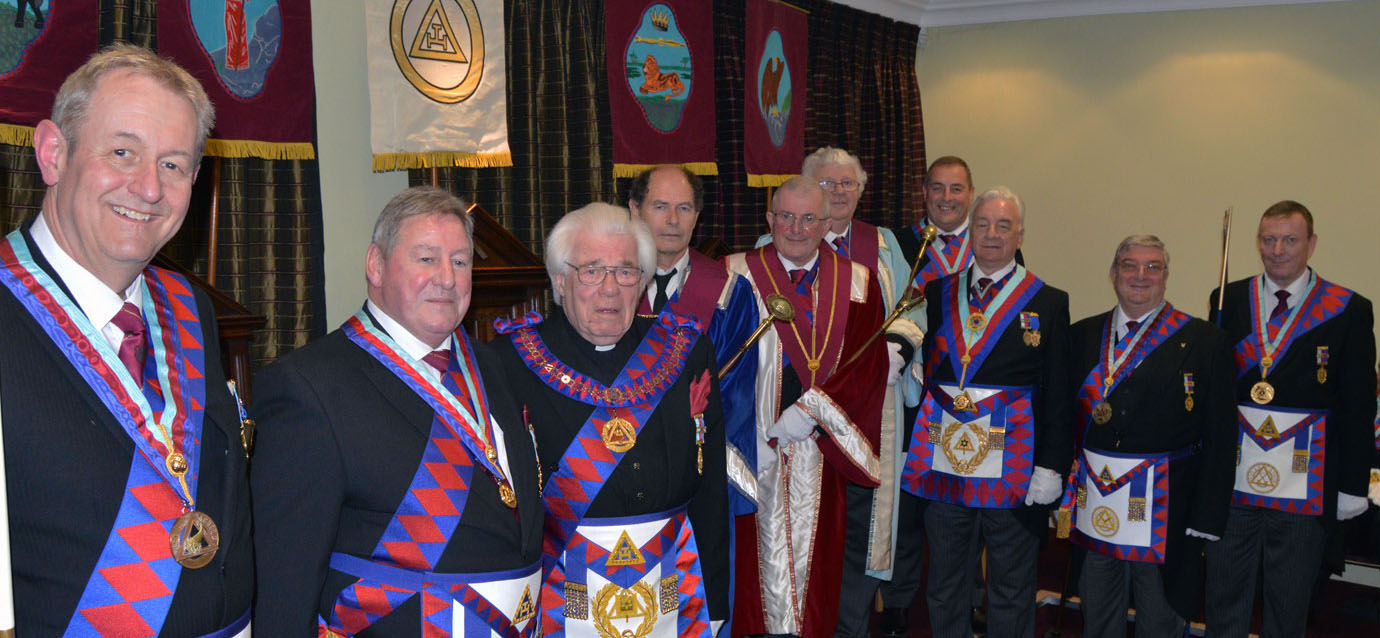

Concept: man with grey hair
[[1063, 234, 1234, 637], [252, 186, 544, 635], [0, 44, 253, 634], [900, 186, 1072, 638], [487, 202, 731, 638], [728, 176, 896, 638]]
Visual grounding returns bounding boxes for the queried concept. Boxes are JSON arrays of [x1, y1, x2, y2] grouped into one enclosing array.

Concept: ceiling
[[833, 0, 1352, 28]]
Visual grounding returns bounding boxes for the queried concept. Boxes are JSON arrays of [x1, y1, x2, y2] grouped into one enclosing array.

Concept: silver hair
[[545, 203, 656, 306], [770, 175, 829, 216], [971, 186, 1025, 225], [801, 146, 868, 190], [371, 186, 474, 256], [52, 43, 215, 160], [1113, 234, 1170, 267]]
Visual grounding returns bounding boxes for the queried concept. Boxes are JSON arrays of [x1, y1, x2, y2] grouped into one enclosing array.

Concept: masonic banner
[[744, 0, 806, 187], [0, 0, 98, 147]]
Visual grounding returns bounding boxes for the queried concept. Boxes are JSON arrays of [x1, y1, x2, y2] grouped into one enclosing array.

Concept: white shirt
[[31, 213, 143, 352], [645, 250, 692, 309], [365, 299, 511, 478], [970, 260, 1016, 295], [931, 219, 969, 250], [776, 250, 819, 274], [1262, 268, 1311, 318], [1112, 304, 1158, 343], [823, 222, 851, 248]]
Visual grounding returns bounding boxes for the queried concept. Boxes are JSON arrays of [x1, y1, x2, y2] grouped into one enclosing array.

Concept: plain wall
[[311, 0, 408, 327], [915, 1, 1380, 337]]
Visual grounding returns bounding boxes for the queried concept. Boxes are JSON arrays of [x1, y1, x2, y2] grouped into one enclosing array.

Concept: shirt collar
[[777, 249, 819, 273], [31, 212, 143, 329], [824, 222, 851, 246], [1112, 302, 1163, 339], [365, 298, 453, 362], [648, 250, 693, 306], [928, 219, 968, 242], [1263, 268, 1311, 300], [970, 259, 1015, 284]]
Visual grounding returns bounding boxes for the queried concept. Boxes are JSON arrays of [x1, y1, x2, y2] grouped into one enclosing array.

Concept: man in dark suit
[[0, 44, 252, 635], [251, 187, 544, 635], [1205, 200, 1376, 637], [486, 203, 730, 638], [900, 186, 1073, 638], [1065, 235, 1235, 637]]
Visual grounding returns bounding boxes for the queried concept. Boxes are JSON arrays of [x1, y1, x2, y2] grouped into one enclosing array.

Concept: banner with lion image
[[605, 0, 716, 177], [745, 0, 806, 188]]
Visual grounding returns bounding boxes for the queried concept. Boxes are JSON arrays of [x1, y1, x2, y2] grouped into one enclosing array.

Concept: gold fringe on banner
[[613, 162, 718, 178], [205, 139, 316, 160], [747, 173, 796, 188], [372, 151, 514, 172], [0, 123, 35, 148]]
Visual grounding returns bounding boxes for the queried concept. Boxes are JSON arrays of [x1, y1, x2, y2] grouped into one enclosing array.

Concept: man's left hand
[[1024, 466, 1063, 505], [886, 342, 904, 387], [767, 404, 816, 444], [1338, 492, 1369, 521]]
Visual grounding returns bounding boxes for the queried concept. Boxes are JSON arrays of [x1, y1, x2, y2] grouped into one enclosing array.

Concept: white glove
[[1337, 491, 1369, 521], [1369, 469, 1380, 506], [1185, 528, 1220, 542], [767, 404, 816, 444], [757, 449, 778, 476], [1024, 466, 1063, 505], [886, 341, 904, 387], [711, 620, 725, 638]]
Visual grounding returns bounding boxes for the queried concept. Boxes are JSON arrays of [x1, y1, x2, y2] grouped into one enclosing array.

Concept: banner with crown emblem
[[0, 0, 98, 146], [366, 0, 509, 170], [605, 0, 716, 177], [157, 0, 317, 159], [744, 0, 806, 188]]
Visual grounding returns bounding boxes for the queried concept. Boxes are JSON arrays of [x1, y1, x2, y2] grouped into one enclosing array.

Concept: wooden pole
[[206, 157, 223, 284], [430, 166, 439, 188], [0, 381, 16, 635]]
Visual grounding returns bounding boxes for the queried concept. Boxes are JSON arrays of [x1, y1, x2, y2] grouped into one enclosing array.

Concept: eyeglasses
[[1116, 261, 1167, 276], [566, 262, 643, 287], [771, 211, 825, 229], [818, 179, 860, 192]]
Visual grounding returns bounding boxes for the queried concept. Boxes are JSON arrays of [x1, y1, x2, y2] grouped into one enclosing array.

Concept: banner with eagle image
[[745, 0, 806, 188], [605, 0, 716, 177]]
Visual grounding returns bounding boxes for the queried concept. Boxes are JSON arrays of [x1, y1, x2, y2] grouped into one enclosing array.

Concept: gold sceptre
[[719, 293, 796, 379], [842, 225, 940, 367], [1216, 206, 1233, 326]]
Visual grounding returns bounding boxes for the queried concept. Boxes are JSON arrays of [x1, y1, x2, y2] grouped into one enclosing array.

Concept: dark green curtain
[[417, 0, 924, 256], [413, 0, 615, 252], [0, 0, 326, 370]]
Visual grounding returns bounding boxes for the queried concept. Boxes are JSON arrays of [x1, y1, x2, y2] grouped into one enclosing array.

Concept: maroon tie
[[971, 277, 993, 308], [422, 349, 451, 375], [109, 302, 147, 386], [1124, 320, 1140, 341], [940, 233, 960, 246], [788, 269, 808, 285], [1270, 290, 1290, 320], [831, 236, 846, 252]]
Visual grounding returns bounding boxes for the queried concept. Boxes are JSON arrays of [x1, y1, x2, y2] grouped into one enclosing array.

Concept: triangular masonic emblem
[[408, 0, 469, 63], [606, 529, 646, 567]]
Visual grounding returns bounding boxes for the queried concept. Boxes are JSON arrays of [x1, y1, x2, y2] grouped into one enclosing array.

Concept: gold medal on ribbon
[[965, 312, 987, 333], [1250, 380, 1275, 404], [1316, 367, 1327, 384], [1184, 395, 1195, 412], [169, 510, 219, 569], [1092, 402, 1113, 425], [498, 482, 517, 508], [601, 416, 637, 453], [1023, 330, 1040, 347]]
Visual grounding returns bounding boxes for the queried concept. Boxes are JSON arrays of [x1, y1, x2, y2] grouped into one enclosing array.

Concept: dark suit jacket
[[922, 269, 1073, 536], [250, 324, 543, 636], [1069, 309, 1236, 619], [0, 226, 252, 635], [483, 312, 732, 622], [1209, 276, 1377, 525]]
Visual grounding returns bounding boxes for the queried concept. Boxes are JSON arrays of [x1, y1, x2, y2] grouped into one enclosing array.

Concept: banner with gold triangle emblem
[[366, 0, 510, 170]]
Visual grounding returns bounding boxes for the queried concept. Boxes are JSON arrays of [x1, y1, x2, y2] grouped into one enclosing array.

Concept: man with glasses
[[727, 176, 897, 638], [1205, 201, 1375, 637], [900, 186, 1072, 638], [487, 203, 731, 638], [1064, 235, 1235, 637]]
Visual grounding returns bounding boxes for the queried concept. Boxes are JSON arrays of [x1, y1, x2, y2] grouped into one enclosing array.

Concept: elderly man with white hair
[[900, 186, 1073, 638], [486, 203, 731, 638]]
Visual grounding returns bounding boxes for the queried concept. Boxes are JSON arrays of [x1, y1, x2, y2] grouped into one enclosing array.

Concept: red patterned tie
[[788, 268, 808, 285], [422, 349, 451, 375], [1270, 290, 1290, 320], [109, 302, 147, 386], [831, 236, 847, 256], [971, 277, 993, 309], [940, 233, 960, 246]]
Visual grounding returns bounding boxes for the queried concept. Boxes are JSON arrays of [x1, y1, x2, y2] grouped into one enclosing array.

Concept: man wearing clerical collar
[[485, 203, 731, 638], [899, 186, 1073, 638], [0, 44, 252, 635], [251, 187, 543, 635], [1065, 235, 1235, 638], [1205, 200, 1375, 637], [629, 166, 762, 573], [725, 176, 898, 638]]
